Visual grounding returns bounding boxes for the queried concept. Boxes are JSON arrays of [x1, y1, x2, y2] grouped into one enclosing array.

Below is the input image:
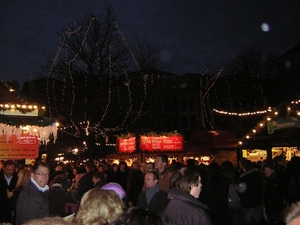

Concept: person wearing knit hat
[[101, 182, 126, 200]]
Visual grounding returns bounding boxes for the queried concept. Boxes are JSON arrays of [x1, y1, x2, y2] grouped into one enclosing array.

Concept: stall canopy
[[184, 130, 238, 156]]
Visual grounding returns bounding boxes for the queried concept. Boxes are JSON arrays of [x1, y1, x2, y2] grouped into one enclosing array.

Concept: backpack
[[227, 183, 241, 209]]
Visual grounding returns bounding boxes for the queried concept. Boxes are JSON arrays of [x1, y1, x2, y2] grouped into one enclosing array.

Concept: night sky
[[0, 0, 300, 87]]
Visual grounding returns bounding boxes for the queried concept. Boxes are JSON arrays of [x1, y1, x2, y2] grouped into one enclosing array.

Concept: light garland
[[0, 104, 45, 111], [238, 100, 300, 146], [213, 108, 268, 116], [46, 13, 147, 139]]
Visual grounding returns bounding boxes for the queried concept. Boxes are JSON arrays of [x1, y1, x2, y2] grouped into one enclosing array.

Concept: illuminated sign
[[140, 135, 183, 151], [118, 137, 136, 153], [0, 134, 39, 159]]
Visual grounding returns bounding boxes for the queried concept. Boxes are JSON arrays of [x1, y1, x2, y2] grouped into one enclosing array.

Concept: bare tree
[[45, 6, 164, 144], [225, 47, 276, 79]]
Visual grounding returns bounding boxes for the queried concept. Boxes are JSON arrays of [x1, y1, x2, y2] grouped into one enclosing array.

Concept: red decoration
[[140, 135, 183, 151], [118, 137, 136, 153]]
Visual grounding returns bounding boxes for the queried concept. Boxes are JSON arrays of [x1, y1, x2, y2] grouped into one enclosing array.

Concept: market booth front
[[103, 130, 239, 166], [239, 101, 300, 162], [0, 80, 57, 162]]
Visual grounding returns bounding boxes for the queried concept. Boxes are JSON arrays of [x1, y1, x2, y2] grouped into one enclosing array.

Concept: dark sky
[[1, 0, 300, 87]]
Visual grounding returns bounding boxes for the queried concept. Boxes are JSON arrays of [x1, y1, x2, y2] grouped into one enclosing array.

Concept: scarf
[[145, 184, 160, 205]]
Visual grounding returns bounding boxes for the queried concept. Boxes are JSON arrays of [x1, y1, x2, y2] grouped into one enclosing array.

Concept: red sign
[[118, 137, 136, 153], [140, 135, 183, 151], [0, 134, 39, 159]]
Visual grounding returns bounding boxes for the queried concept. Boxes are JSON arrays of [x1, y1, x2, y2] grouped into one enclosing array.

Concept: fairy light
[[213, 108, 268, 116], [46, 15, 152, 138]]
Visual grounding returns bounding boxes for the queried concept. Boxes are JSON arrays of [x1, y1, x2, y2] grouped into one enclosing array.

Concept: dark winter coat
[[264, 172, 285, 215], [137, 189, 167, 213], [237, 168, 263, 208], [77, 172, 94, 199], [158, 189, 212, 225], [16, 181, 49, 225], [0, 170, 18, 223], [48, 184, 67, 216]]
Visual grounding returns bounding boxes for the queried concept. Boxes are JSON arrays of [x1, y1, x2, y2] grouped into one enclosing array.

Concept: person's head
[[140, 162, 147, 173], [263, 162, 275, 178], [23, 216, 71, 225], [146, 162, 154, 172], [144, 171, 159, 189], [154, 154, 168, 172], [92, 171, 106, 185], [170, 167, 201, 198], [85, 161, 96, 173], [221, 160, 234, 171], [15, 169, 31, 189], [119, 162, 127, 172], [131, 162, 139, 170], [73, 167, 78, 175], [284, 202, 300, 225], [52, 175, 63, 184], [3, 160, 16, 178], [101, 182, 126, 200], [109, 207, 163, 225], [239, 158, 253, 172], [55, 165, 63, 171], [112, 163, 119, 172], [74, 188, 125, 225], [31, 161, 50, 188], [98, 164, 105, 172]]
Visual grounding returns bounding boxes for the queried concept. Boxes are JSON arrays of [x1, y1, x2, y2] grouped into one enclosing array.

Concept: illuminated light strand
[[224, 77, 233, 109], [115, 22, 140, 70], [213, 108, 268, 116], [47, 16, 148, 137], [238, 102, 300, 145], [46, 26, 70, 117], [200, 68, 222, 129], [68, 18, 94, 121], [0, 104, 44, 110], [115, 22, 147, 124]]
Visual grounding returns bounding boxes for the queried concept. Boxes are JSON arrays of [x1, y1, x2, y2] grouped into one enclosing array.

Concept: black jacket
[[0, 170, 18, 223], [237, 168, 263, 208], [158, 189, 212, 225], [137, 189, 167, 213]]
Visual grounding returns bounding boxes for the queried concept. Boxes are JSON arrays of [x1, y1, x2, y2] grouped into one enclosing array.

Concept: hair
[[85, 161, 96, 172], [109, 207, 163, 225], [15, 169, 31, 189], [145, 171, 159, 181], [283, 202, 300, 224], [4, 160, 16, 168], [263, 162, 274, 170], [157, 154, 168, 164], [74, 188, 125, 225], [93, 171, 106, 181], [239, 158, 253, 171], [221, 160, 234, 171], [23, 216, 71, 225], [31, 161, 50, 173], [52, 175, 63, 184], [170, 167, 200, 192]]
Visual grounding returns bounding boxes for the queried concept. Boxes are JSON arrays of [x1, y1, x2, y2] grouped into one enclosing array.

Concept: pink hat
[[101, 182, 126, 199]]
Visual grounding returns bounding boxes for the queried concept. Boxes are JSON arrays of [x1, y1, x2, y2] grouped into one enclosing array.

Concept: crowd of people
[[1, 154, 300, 225]]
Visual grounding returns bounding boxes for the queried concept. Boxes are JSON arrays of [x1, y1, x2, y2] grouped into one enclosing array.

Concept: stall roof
[[186, 130, 238, 149]]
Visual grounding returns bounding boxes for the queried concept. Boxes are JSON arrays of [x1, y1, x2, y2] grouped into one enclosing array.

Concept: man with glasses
[[16, 161, 50, 225], [137, 171, 167, 213]]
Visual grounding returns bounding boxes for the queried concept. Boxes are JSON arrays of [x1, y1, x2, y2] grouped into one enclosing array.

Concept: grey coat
[[16, 181, 49, 225]]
